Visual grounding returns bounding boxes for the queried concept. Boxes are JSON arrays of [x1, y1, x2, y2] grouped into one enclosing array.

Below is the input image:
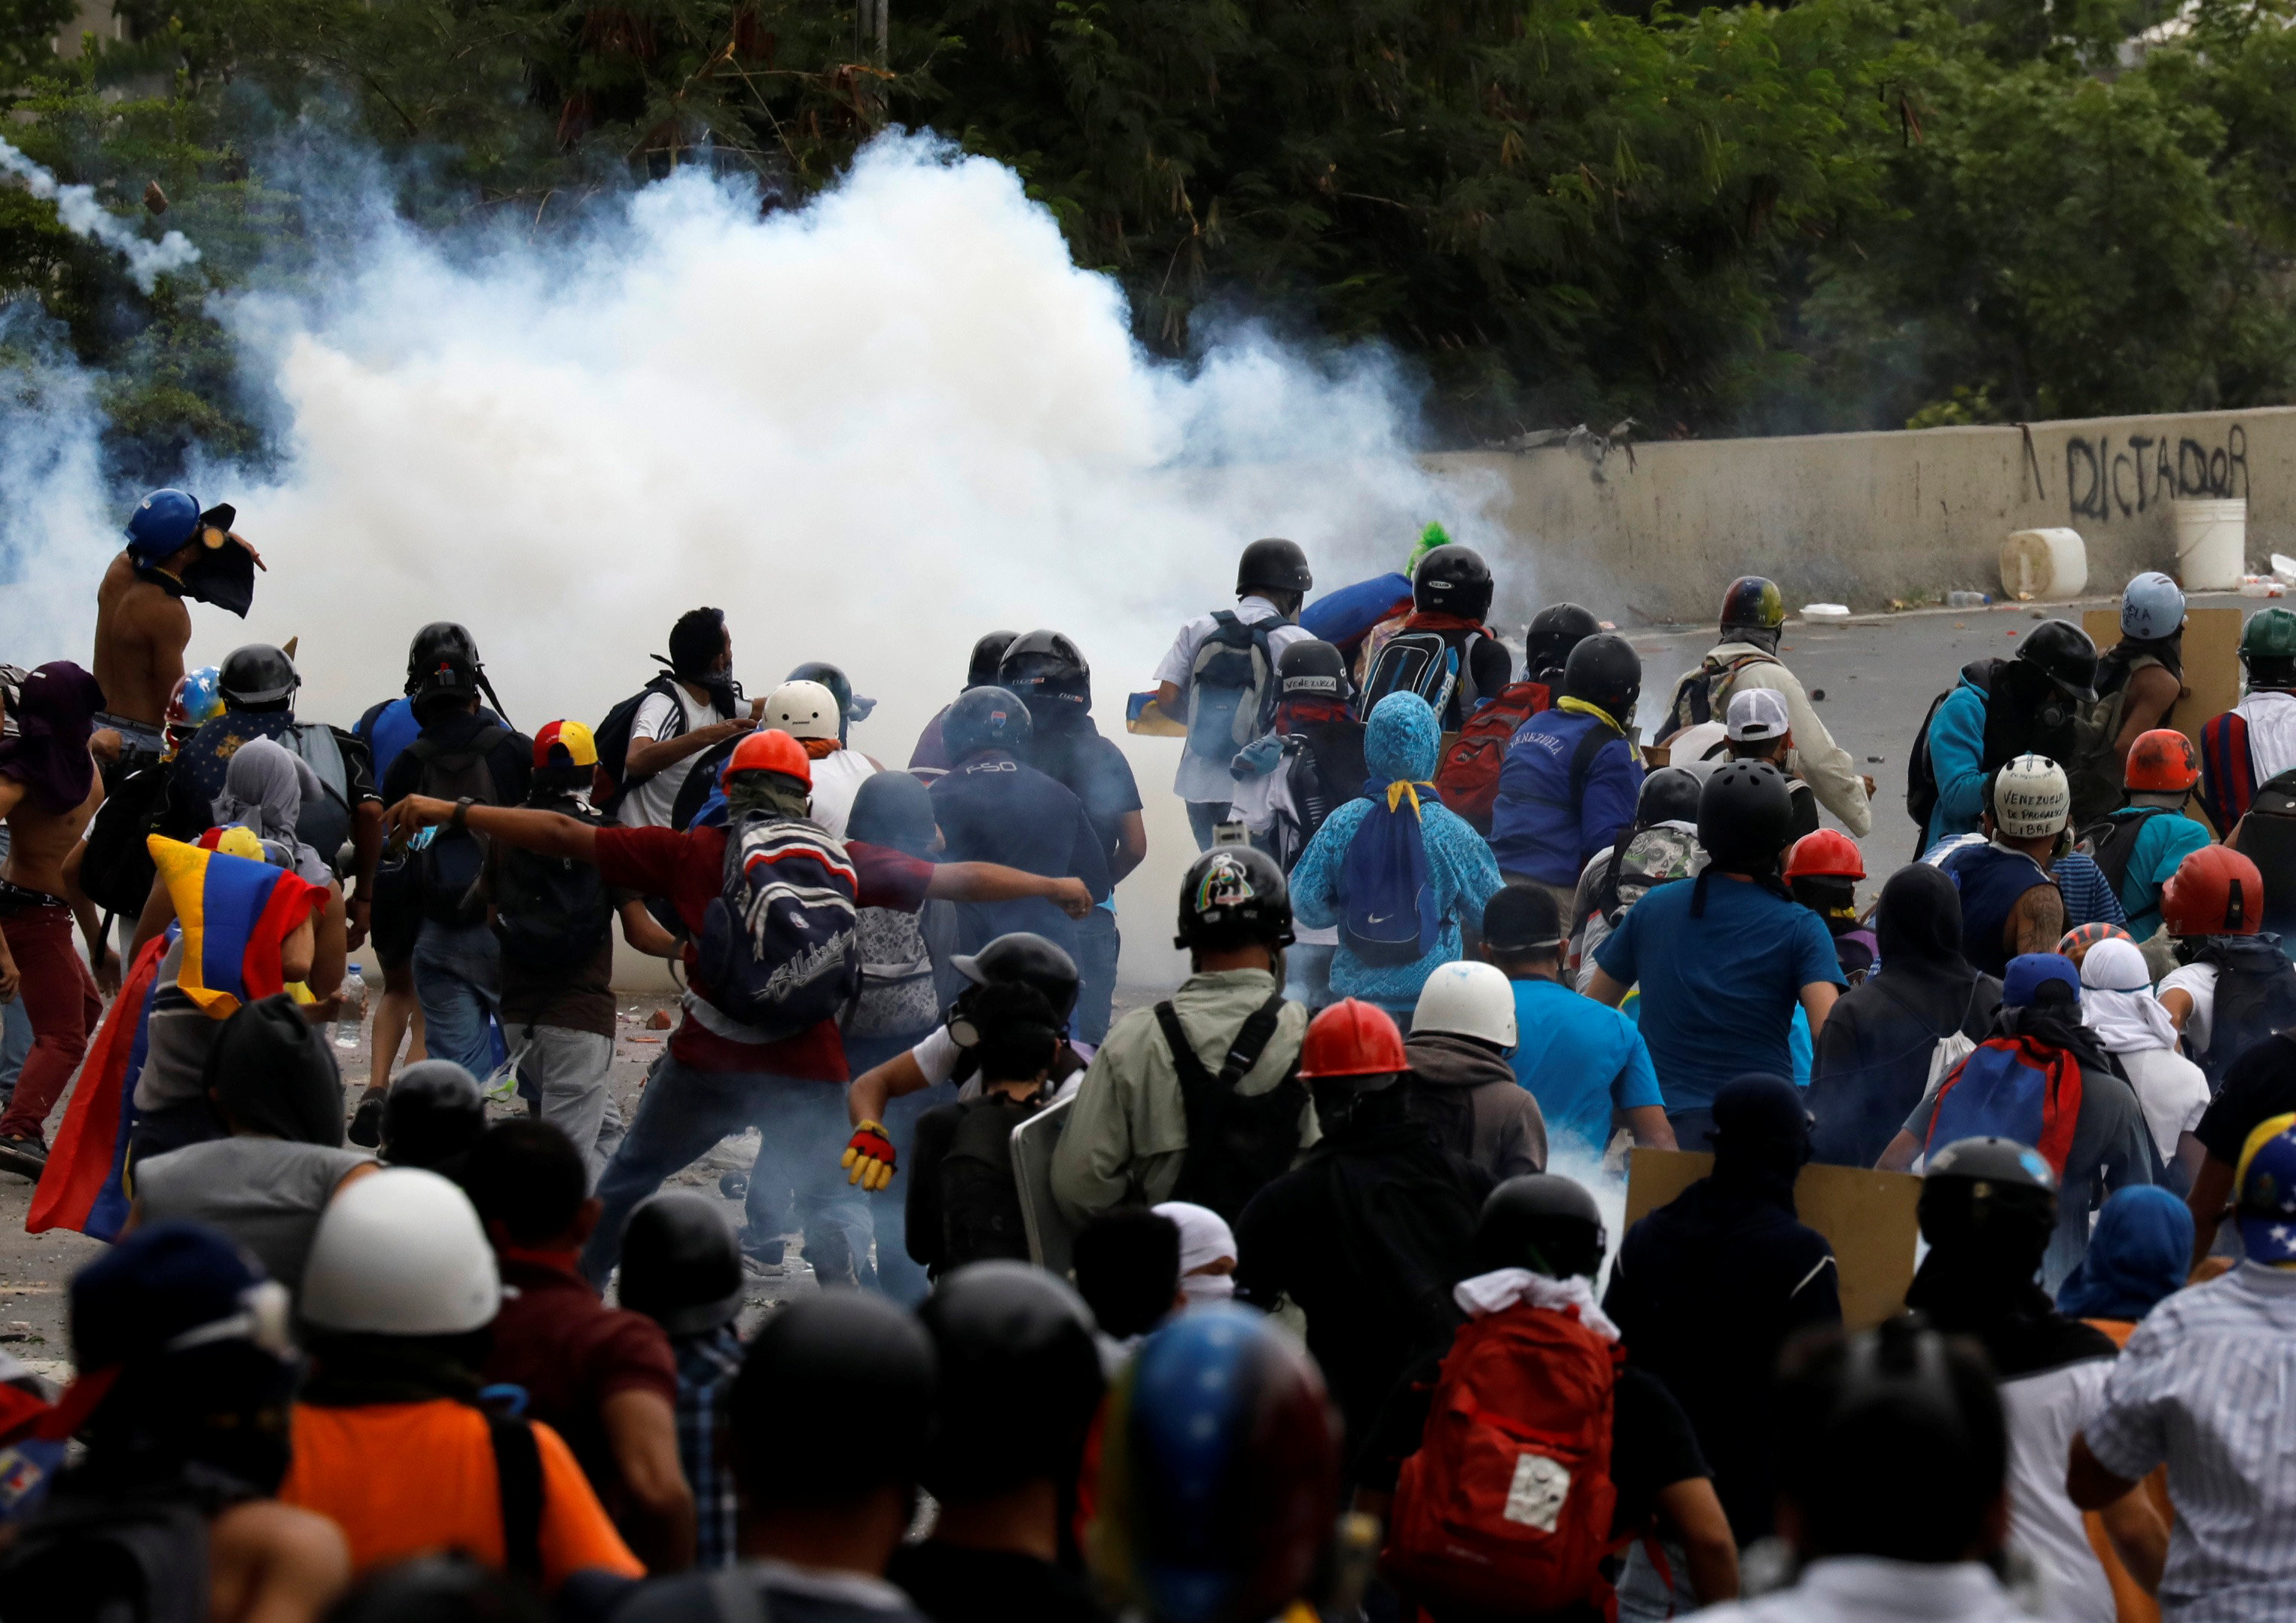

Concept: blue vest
[[1939, 842, 2054, 978]]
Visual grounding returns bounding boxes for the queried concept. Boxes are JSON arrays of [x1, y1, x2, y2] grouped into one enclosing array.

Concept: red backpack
[[1434, 682, 1553, 833], [1382, 1302, 1624, 1618]]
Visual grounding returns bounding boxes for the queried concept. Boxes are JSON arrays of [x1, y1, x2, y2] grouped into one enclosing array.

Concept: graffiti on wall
[[2066, 424, 2247, 523]]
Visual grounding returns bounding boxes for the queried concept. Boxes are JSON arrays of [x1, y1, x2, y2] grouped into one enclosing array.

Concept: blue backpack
[[1923, 1034, 2082, 1175], [1337, 787, 1443, 966], [694, 812, 863, 1039]]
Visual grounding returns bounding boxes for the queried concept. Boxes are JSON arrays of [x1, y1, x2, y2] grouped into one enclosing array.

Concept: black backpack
[[1361, 629, 1486, 722], [1663, 650, 1779, 735], [492, 801, 614, 975], [2192, 935, 2296, 1088], [2073, 806, 2172, 895], [935, 1094, 1041, 1274], [0, 1493, 212, 1623], [78, 756, 174, 917], [1158, 992, 1308, 1224], [405, 725, 513, 928], [593, 674, 688, 817]]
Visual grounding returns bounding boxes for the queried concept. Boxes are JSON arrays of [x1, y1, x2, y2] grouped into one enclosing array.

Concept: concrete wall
[[1427, 405, 2293, 626]]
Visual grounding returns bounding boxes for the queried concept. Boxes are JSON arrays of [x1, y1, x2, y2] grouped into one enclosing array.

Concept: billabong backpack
[[694, 812, 862, 1039], [1923, 1034, 2083, 1175], [1362, 630, 1475, 721]]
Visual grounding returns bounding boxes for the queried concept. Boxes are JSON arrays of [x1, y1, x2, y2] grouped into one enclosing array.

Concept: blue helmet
[[943, 684, 1032, 762], [2121, 572, 2187, 642], [124, 489, 202, 563]]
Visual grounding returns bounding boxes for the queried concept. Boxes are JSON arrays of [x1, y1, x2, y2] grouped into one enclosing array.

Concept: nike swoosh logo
[[1366, 911, 1394, 923]]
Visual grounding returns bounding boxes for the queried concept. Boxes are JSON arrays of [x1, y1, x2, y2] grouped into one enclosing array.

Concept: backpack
[[1435, 682, 1552, 832], [1382, 1304, 1623, 1617], [404, 725, 514, 927], [1363, 630, 1485, 722], [1263, 736, 1355, 874], [1158, 992, 1307, 1224], [936, 1094, 1041, 1272], [1663, 650, 1779, 736], [2191, 935, 2296, 1086], [1337, 792, 1443, 967], [492, 802, 614, 975], [1185, 612, 1282, 763], [0, 1493, 212, 1623], [283, 722, 357, 871], [1906, 663, 1994, 855], [593, 673, 688, 815], [693, 811, 862, 1038], [845, 905, 942, 1040], [2240, 773, 2296, 939], [1922, 1034, 2084, 1176], [78, 755, 174, 917], [2073, 806, 2172, 895]]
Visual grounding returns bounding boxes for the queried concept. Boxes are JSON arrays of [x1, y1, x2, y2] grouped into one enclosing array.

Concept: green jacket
[[1049, 967, 1314, 1227]]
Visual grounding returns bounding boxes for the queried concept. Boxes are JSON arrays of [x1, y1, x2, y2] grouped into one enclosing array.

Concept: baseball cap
[[1483, 883, 1564, 954], [2237, 1112, 2296, 1265], [533, 719, 599, 770], [1725, 688, 1791, 743], [2002, 953, 2081, 1008]]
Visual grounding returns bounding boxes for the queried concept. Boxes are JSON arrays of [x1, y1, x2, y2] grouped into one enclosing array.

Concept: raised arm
[[385, 797, 598, 862]]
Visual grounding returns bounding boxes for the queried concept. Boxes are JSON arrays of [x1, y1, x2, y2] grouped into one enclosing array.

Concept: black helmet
[[1524, 603, 1601, 682], [382, 1060, 486, 1173], [999, 630, 1092, 722], [1412, 542, 1494, 623], [788, 660, 874, 725], [951, 931, 1081, 1024], [1636, 764, 1703, 825], [410, 651, 480, 721], [730, 1292, 938, 1506], [405, 623, 480, 694], [942, 684, 1032, 762], [1236, 537, 1313, 598], [1472, 1174, 1607, 1280], [916, 1261, 1105, 1502], [2015, 619, 2100, 703], [1276, 639, 1347, 701], [1697, 759, 1796, 872], [967, 631, 1020, 690], [619, 1191, 743, 1335], [1176, 847, 1294, 952], [1561, 631, 1641, 722], [1918, 1136, 2059, 1250], [218, 643, 300, 709]]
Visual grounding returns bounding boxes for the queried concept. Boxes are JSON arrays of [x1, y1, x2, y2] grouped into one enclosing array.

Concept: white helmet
[[300, 1167, 501, 1336], [2121, 571, 2186, 642], [1993, 754, 2071, 840], [1411, 960, 1519, 1051], [762, 680, 840, 742]]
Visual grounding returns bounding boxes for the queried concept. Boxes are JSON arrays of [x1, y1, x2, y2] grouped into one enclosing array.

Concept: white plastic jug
[[2175, 498, 2247, 591], [1999, 528, 2088, 599]]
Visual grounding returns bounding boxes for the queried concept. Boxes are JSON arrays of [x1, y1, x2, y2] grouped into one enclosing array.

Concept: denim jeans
[[586, 1051, 871, 1289], [830, 1031, 947, 1307], [1074, 907, 1121, 1046], [0, 993, 34, 1103], [512, 1025, 624, 1189], [1185, 801, 1231, 851], [412, 919, 505, 1082]]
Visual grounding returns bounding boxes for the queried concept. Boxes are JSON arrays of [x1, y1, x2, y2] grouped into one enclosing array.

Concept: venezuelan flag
[[146, 836, 328, 1019], [27, 932, 168, 1239]]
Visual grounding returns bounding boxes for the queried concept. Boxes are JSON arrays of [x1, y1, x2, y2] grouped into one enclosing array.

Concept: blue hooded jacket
[[1486, 703, 1644, 885], [1925, 674, 1990, 850], [1290, 693, 1502, 1008]]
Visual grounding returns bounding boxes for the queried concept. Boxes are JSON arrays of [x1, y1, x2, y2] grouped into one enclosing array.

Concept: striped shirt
[[672, 1325, 744, 1570], [2082, 1262, 2296, 1621]]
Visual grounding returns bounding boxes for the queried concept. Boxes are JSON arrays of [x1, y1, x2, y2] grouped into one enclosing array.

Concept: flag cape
[[26, 932, 168, 1238], [146, 835, 327, 1019]]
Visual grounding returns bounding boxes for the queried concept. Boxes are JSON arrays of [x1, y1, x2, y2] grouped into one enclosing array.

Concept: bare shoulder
[[209, 1499, 351, 1623]]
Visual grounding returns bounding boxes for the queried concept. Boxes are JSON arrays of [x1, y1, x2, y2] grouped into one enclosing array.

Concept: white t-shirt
[[2117, 1045, 2210, 1163], [806, 747, 879, 840], [2157, 962, 2217, 1057], [1152, 595, 1314, 804], [2000, 1361, 2118, 1623], [617, 684, 728, 828]]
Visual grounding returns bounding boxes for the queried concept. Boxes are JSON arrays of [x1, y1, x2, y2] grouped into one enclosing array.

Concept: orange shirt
[[279, 1399, 644, 1589]]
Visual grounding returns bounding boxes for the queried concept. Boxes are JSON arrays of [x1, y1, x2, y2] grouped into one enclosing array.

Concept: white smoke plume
[[0, 136, 201, 293], [1, 133, 1508, 979]]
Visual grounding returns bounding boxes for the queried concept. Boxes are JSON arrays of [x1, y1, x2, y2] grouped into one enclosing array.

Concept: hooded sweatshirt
[[212, 737, 333, 886], [1402, 1030, 1548, 1180], [1289, 694, 1502, 1008]]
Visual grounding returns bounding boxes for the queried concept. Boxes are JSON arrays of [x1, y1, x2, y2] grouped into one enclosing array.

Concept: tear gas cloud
[[0, 136, 201, 293], [0, 131, 1509, 977]]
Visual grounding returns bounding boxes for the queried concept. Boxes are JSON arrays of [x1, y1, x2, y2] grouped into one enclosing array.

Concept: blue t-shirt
[[1592, 874, 1845, 1112], [2116, 808, 2212, 938], [1506, 977, 1663, 1155]]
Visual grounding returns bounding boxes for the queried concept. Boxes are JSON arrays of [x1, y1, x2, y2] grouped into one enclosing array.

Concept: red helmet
[[720, 728, 812, 789], [1784, 829, 1865, 882], [2161, 845, 2265, 938], [2124, 728, 2200, 793], [1297, 999, 1406, 1080]]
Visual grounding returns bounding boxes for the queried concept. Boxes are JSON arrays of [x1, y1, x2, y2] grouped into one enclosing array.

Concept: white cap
[[762, 679, 840, 742], [300, 1167, 502, 1336], [1993, 754, 2072, 840], [1725, 687, 1791, 743], [1410, 959, 1519, 1051]]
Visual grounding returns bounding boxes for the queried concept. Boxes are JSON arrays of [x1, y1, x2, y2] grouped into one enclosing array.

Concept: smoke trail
[[0, 137, 201, 293]]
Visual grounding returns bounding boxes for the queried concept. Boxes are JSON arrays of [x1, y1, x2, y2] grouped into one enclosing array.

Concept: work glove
[[842, 1121, 898, 1191]]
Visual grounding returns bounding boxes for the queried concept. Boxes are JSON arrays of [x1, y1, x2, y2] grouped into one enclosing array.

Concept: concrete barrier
[[1427, 404, 2288, 626]]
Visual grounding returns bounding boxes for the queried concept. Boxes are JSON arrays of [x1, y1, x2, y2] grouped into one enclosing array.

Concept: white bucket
[[2000, 528, 2088, 599], [2176, 498, 2248, 590]]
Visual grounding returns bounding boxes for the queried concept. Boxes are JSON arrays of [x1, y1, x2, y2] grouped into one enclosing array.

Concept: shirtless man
[[0, 662, 111, 1176], [93, 489, 263, 757]]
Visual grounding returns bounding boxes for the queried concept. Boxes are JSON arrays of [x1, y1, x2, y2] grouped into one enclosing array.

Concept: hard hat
[[1412, 543, 1494, 622], [2002, 953, 2081, 1008], [1175, 847, 1293, 952], [1471, 1174, 1607, 1281], [123, 489, 203, 563], [300, 1167, 501, 1336], [2014, 620, 2099, 703], [2241, 607, 2296, 665], [2121, 572, 2187, 641], [1235, 537, 1313, 597], [1297, 998, 1405, 1080], [1785, 828, 1865, 882], [382, 1060, 486, 1173], [1719, 576, 1786, 633], [1990, 754, 2071, 840], [1560, 632, 1640, 722], [966, 631, 1020, 690], [999, 630, 1093, 722], [532, 719, 599, 770], [1523, 603, 1601, 682], [942, 684, 1033, 762], [951, 932, 1081, 1024], [618, 1191, 744, 1336], [1636, 765, 1703, 825], [2124, 728, 2199, 793], [1697, 760, 1796, 872], [2055, 921, 2133, 963], [218, 644, 300, 709], [1410, 960, 1519, 1051], [2162, 844, 2266, 937], [1276, 639, 1346, 701], [2234, 1112, 2296, 1264], [762, 679, 841, 742], [719, 727, 812, 790], [917, 1261, 1104, 1502], [730, 1291, 938, 1504]]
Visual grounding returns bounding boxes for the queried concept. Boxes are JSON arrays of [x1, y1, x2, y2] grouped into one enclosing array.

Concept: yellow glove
[[842, 1120, 898, 1191]]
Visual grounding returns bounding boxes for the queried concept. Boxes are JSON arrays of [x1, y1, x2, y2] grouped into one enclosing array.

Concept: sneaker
[[741, 1234, 786, 1279], [348, 1091, 387, 1149], [0, 1135, 47, 1182]]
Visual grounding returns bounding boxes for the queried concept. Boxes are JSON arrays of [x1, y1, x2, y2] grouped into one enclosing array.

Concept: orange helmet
[[2056, 921, 2133, 965], [720, 728, 812, 789], [1297, 999, 1406, 1079], [1784, 828, 1865, 882], [2124, 729, 2199, 794], [2161, 845, 2264, 938]]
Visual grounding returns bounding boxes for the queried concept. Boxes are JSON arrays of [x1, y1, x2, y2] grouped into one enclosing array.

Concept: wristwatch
[[450, 796, 474, 831]]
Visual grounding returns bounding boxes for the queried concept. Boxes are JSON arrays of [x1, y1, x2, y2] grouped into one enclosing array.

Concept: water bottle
[[1946, 590, 1991, 608], [335, 964, 367, 1051]]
